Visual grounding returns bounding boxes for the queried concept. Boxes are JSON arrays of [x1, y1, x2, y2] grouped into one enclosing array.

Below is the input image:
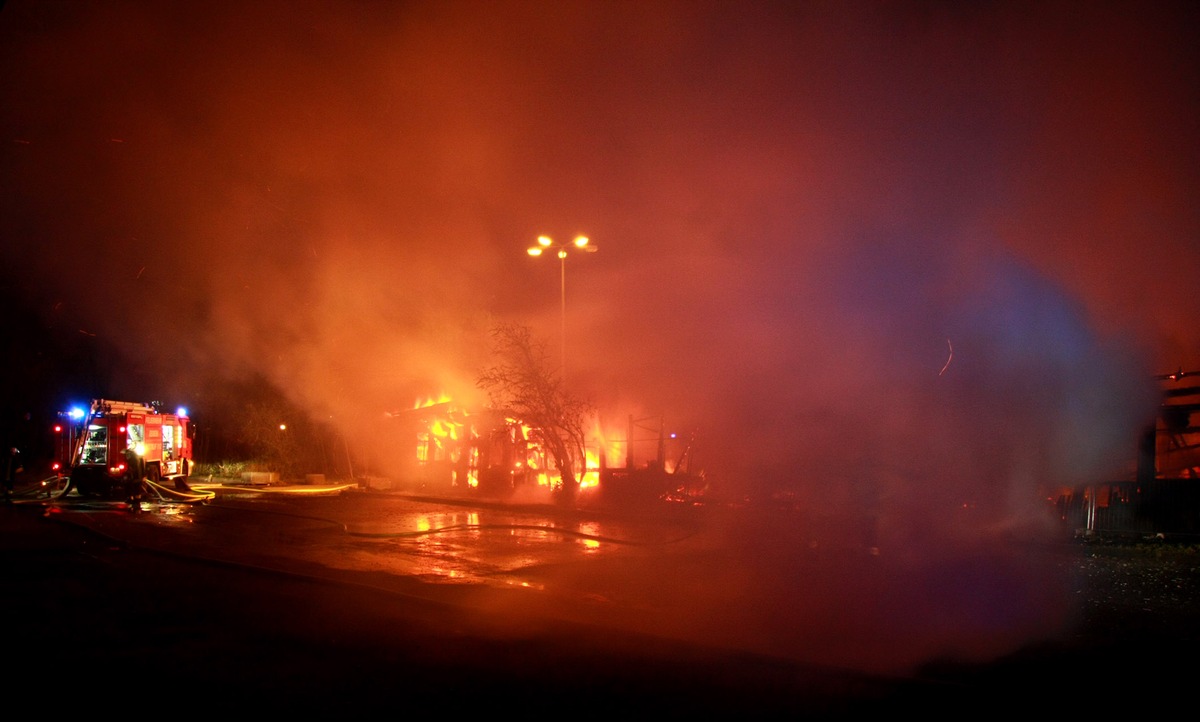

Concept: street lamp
[[527, 234, 597, 375]]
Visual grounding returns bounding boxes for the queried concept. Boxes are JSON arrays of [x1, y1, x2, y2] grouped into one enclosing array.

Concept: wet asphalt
[[2, 484, 1198, 717]]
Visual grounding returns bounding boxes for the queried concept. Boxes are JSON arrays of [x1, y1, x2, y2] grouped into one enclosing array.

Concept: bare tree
[[477, 323, 592, 504]]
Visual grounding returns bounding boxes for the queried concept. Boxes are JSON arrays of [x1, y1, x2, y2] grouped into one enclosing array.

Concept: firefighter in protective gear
[[3, 447, 21, 502], [124, 444, 145, 512]]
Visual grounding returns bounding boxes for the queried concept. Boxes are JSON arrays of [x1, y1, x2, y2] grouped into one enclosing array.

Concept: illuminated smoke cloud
[[0, 0, 1194, 677]]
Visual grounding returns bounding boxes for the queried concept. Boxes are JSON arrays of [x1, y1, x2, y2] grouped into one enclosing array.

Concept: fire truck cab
[[66, 399, 193, 498]]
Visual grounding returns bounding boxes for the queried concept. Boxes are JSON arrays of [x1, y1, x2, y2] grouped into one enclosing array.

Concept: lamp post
[[527, 234, 597, 375]]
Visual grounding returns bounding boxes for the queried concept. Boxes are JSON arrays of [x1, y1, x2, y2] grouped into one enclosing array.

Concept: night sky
[[2, 1, 1197, 523]]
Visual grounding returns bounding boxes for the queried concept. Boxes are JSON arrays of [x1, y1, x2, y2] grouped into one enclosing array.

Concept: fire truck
[[64, 399, 193, 498]]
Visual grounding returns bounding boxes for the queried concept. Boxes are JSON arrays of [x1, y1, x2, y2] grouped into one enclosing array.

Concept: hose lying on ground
[[14, 475, 215, 505], [142, 477, 216, 502]]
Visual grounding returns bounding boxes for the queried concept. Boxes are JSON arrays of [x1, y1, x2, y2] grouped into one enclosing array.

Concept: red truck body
[[67, 399, 193, 497]]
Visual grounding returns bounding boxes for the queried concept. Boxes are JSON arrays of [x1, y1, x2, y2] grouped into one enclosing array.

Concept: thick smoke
[[0, 0, 1194, 676]]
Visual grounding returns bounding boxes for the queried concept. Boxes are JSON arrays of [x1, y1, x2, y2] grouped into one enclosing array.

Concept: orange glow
[[412, 399, 478, 488], [522, 418, 626, 491], [414, 393, 452, 409], [400, 399, 691, 496], [591, 421, 625, 469]]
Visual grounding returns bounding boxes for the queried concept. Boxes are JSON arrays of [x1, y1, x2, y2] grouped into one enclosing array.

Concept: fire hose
[[141, 477, 216, 503], [11, 474, 215, 506]]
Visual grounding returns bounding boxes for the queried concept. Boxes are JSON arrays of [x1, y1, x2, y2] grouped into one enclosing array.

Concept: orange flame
[[414, 392, 452, 409]]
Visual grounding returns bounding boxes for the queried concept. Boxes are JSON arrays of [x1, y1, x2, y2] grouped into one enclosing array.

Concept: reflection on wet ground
[[34, 486, 1115, 678], [48, 488, 707, 595], [20, 481, 1200, 715]]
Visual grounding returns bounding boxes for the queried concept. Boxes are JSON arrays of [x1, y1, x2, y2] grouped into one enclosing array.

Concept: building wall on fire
[[1157, 380, 1200, 479], [475, 421, 537, 493], [393, 404, 537, 493], [1056, 374, 1200, 538]]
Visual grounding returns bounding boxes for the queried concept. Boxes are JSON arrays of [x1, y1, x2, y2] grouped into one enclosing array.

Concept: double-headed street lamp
[[527, 234, 597, 375]]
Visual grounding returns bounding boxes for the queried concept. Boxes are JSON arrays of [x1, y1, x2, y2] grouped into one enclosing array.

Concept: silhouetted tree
[[476, 323, 591, 504], [235, 401, 298, 477]]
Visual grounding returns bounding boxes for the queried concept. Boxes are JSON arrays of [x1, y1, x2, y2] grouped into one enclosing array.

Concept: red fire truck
[[65, 399, 193, 498]]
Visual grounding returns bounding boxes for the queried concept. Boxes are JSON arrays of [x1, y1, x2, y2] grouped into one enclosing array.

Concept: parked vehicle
[[61, 399, 193, 498]]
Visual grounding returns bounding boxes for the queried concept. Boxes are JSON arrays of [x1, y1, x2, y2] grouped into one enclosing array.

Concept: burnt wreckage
[[1056, 370, 1200, 539]]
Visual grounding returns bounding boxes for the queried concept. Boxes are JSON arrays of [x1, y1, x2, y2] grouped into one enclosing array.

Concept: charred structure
[[1056, 371, 1200, 539], [597, 414, 707, 505], [387, 402, 705, 505]]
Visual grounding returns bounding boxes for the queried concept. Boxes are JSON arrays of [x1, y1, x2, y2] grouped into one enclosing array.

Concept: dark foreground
[[2, 498, 1198, 718]]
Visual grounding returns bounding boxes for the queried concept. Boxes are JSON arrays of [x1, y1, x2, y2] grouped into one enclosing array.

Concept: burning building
[[386, 397, 705, 505], [1055, 370, 1200, 539]]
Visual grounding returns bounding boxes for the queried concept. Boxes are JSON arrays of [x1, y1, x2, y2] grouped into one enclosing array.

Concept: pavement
[[3, 479, 1199, 717], [0, 485, 928, 717]]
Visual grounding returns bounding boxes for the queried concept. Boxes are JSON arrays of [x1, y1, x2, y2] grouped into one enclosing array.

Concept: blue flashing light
[[68, 407, 85, 420], [176, 407, 188, 417]]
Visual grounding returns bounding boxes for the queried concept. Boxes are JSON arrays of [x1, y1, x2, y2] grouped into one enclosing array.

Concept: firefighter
[[3, 447, 21, 503], [124, 444, 145, 512]]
